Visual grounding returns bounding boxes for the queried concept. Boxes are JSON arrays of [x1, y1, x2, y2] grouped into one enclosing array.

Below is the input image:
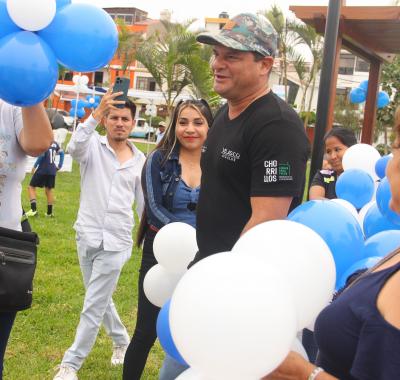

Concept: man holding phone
[[54, 86, 145, 380]]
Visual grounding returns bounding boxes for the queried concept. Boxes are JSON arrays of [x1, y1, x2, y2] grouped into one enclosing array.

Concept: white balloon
[[342, 143, 381, 181], [291, 338, 309, 361], [143, 264, 181, 307], [358, 200, 375, 233], [72, 75, 81, 85], [153, 222, 198, 274], [7, 0, 56, 31], [80, 75, 89, 85], [170, 253, 297, 380], [331, 198, 359, 221], [176, 368, 211, 380], [233, 220, 336, 330]]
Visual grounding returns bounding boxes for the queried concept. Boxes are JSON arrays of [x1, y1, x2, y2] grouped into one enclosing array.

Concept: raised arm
[[67, 89, 124, 163], [19, 104, 53, 156]]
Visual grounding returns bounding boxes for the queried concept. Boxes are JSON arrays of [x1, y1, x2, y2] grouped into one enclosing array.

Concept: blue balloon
[[337, 256, 381, 290], [359, 80, 369, 92], [335, 169, 374, 209], [376, 177, 400, 225], [375, 155, 392, 179], [349, 88, 366, 104], [71, 99, 85, 108], [364, 230, 400, 259], [156, 300, 188, 367], [0, 32, 58, 106], [0, 0, 21, 40], [38, 4, 118, 72], [69, 108, 75, 117], [377, 91, 390, 109], [76, 108, 85, 118], [363, 203, 400, 238], [56, 0, 71, 11], [288, 200, 365, 288]]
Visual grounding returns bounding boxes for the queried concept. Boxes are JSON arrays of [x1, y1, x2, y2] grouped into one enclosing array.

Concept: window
[[125, 15, 133, 24], [135, 77, 157, 91], [94, 71, 104, 86], [338, 54, 355, 75], [136, 77, 148, 90], [355, 57, 369, 73], [59, 71, 73, 81]]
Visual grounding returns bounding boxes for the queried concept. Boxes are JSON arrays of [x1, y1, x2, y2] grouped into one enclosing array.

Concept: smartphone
[[113, 76, 130, 108]]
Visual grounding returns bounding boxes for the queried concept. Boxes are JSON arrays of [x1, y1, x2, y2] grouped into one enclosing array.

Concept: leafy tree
[[135, 20, 214, 116], [333, 94, 362, 136], [376, 55, 400, 152], [291, 23, 323, 115], [115, 18, 143, 76], [264, 5, 292, 101]]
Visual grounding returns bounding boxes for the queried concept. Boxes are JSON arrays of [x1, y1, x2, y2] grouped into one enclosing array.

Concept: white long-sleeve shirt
[[68, 115, 145, 251]]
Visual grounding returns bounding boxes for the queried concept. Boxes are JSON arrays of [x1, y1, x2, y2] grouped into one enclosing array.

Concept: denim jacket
[[142, 147, 183, 229]]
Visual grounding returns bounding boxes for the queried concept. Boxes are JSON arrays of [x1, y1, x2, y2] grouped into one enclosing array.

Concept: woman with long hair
[[309, 127, 357, 200], [123, 99, 213, 380]]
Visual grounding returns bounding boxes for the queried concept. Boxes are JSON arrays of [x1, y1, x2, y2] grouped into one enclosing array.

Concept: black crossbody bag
[[0, 226, 39, 312]]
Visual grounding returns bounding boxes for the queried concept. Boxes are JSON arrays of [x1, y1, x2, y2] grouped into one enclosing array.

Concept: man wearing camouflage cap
[[192, 13, 309, 264]]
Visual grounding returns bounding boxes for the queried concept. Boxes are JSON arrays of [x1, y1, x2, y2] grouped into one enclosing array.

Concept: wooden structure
[[290, 5, 400, 144]]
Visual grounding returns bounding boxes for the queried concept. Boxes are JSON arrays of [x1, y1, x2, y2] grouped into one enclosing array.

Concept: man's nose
[[211, 55, 223, 70]]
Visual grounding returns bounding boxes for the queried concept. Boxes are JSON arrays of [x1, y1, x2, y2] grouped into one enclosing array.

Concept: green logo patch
[[278, 163, 290, 177]]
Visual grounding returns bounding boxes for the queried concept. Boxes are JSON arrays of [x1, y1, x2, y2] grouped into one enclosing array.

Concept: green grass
[[5, 141, 163, 380]]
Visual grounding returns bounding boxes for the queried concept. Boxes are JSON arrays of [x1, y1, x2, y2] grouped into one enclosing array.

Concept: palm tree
[[135, 20, 214, 116], [291, 23, 324, 127], [264, 5, 292, 101], [115, 18, 143, 76]]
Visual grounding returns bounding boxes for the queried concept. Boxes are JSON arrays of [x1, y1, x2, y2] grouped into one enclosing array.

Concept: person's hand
[[92, 88, 125, 122], [261, 351, 315, 380], [31, 167, 36, 175]]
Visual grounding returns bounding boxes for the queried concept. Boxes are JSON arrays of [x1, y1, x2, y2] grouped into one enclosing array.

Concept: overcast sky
[[74, 0, 394, 26]]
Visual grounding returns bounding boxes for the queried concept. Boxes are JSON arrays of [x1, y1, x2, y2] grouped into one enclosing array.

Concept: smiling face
[[175, 106, 209, 151], [325, 136, 349, 174], [211, 45, 273, 102], [103, 107, 134, 142]]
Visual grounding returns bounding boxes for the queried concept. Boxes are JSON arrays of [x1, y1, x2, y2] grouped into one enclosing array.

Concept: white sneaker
[[53, 365, 78, 380], [111, 345, 128, 365]]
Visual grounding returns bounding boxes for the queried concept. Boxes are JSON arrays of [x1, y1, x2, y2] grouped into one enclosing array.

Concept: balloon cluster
[[307, 144, 399, 289], [69, 99, 86, 119], [349, 80, 390, 108], [149, 146, 399, 380], [154, 220, 334, 379], [0, 0, 118, 106], [85, 95, 100, 109]]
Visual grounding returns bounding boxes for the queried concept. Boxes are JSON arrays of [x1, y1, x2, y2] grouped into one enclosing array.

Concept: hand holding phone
[[112, 77, 130, 108]]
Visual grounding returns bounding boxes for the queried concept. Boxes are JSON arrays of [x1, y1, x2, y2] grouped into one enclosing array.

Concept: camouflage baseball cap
[[196, 13, 277, 57]]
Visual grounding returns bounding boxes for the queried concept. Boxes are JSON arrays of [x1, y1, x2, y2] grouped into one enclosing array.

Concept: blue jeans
[[0, 311, 17, 380], [159, 354, 188, 380]]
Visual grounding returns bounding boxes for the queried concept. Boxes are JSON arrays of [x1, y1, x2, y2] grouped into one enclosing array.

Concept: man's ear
[[261, 56, 274, 75]]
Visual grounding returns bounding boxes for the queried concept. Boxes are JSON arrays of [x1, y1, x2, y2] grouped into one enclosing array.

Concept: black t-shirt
[[310, 170, 337, 199], [195, 92, 310, 260]]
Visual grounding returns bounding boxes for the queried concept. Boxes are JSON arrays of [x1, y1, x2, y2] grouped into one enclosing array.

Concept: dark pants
[[123, 229, 160, 380], [0, 311, 17, 380]]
